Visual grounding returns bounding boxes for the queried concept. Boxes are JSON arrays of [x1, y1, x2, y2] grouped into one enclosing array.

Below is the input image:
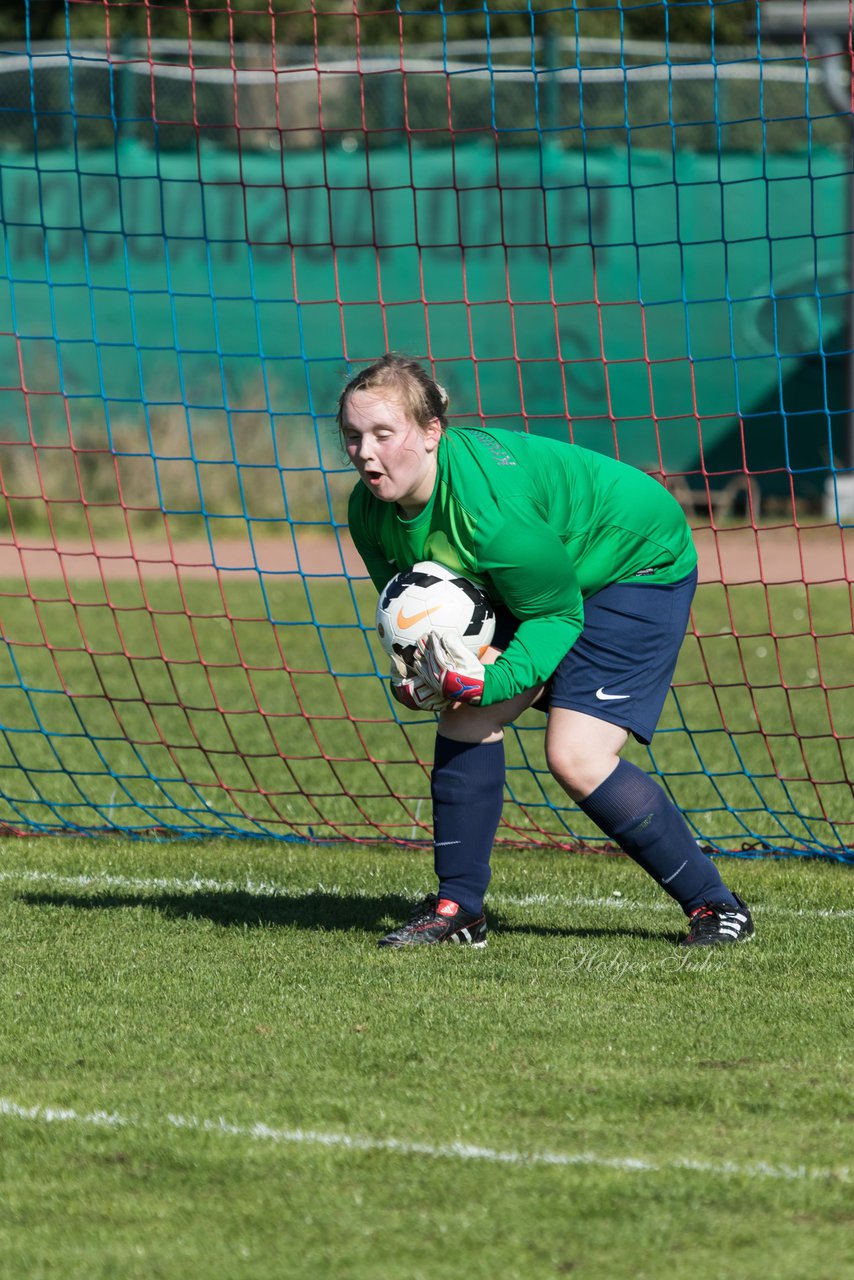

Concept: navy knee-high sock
[[579, 759, 737, 914], [431, 734, 505, 916]]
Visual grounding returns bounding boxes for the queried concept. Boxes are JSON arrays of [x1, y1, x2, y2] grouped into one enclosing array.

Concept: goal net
[[0, 0, 851, 859]]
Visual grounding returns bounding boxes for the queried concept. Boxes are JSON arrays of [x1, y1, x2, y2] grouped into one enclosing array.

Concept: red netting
[[0, 1, 851, 857]]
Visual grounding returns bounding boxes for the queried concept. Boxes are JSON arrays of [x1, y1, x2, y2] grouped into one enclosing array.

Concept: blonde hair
[[337, 352, 449, 435]]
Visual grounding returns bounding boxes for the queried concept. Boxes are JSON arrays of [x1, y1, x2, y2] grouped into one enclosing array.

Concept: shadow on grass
[[488, 916, 675, 944], [17, 889, 408, 933], [17, 889, 673, 941]]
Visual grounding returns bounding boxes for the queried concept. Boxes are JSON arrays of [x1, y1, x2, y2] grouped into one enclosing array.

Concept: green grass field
[[2, 576, 853, 853], [0, 834, 851, 1279]]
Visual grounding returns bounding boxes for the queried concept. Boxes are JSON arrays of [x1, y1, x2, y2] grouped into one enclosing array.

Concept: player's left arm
[[419, 514, 584, 707]]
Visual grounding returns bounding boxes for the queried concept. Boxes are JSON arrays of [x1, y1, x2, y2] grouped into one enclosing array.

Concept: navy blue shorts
[[492, 568, 698, 745]]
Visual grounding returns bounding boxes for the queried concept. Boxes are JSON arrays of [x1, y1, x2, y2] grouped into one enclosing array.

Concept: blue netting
[[0, 1, 851, 858]]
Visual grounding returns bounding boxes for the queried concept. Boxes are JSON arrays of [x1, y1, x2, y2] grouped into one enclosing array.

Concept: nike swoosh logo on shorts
[[595, 687, 630, 701]]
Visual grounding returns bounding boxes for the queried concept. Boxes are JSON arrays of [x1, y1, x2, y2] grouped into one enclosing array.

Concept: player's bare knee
[[546, 739, 601, 798], [438, 702, 503, 744]]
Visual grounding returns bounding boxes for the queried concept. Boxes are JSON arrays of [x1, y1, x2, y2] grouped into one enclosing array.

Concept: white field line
[[1, 867, 853, 920], [0, 1096, 849, 1184]]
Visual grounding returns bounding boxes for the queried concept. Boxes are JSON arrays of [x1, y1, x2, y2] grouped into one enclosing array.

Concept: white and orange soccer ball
[[375, 561, 496, 671]]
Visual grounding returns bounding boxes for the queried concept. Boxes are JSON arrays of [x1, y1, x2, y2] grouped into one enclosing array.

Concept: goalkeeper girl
[[341, 353, 753, 950]]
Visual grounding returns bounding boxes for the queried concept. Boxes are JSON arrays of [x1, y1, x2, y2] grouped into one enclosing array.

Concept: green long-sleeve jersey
[[348, 427, 697, 707]]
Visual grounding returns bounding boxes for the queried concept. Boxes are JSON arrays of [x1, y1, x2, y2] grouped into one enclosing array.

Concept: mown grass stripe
[[0, 1096, 849, 1184]]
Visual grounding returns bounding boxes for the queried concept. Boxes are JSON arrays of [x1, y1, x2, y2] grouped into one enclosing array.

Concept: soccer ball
[[376, 561, 496, 671]]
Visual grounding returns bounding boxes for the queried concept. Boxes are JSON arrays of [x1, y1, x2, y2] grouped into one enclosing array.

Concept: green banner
[[0, 141, 846, 476]]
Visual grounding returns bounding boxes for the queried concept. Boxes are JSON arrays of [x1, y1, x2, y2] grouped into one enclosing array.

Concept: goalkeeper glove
[[415, 631, 486, 705], [388, 652, 449, 712]]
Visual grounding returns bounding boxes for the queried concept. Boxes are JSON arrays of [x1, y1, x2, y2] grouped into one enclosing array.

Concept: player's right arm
[[348, 484, 443, 707], [347, 483, 397, 592]]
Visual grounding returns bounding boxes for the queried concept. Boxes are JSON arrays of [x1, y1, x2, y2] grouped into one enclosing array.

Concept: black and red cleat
[[378, 894, 487, 949], [679, 894, 754, 947]]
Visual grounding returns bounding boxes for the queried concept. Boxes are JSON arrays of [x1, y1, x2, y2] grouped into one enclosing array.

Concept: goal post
[[0, 0, 852, 860]]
